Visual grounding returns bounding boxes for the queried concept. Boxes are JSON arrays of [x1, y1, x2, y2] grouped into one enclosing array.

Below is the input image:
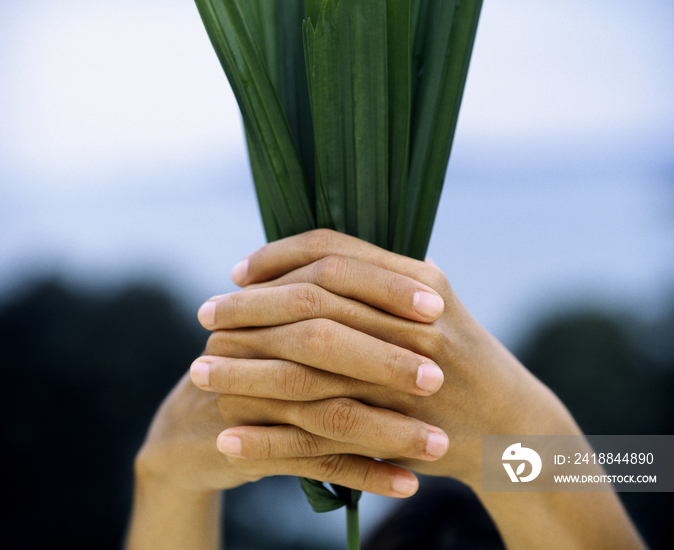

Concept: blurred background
[[1, 0, 672, 548]]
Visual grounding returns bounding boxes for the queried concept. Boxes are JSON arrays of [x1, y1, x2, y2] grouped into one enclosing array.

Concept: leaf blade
[[385, 0, 412, 252], [305, 0, 345, 231], [299, 478, 348, 513], [195, 0, 316, 238], [350, 0, 389, 247], [404, 0, 483, 259]]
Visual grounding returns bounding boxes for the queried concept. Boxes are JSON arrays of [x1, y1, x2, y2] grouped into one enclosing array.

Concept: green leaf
[[404, 0, 483, 259], [385, 0, 412, 252], [275, 1, 317, 204], [304, 0, 344, 231], [239, 1, 278, 85], [242, 1, 315, 200], [244, 128, 282, 242], [299, 478, 352, 513], [349, 0, 389, 248], [410, 0, 423, 39], [333, 0, 359, 236], [303, 0, 389, 247], [194, 0, 316, 239], [304, 0, 324, 24]]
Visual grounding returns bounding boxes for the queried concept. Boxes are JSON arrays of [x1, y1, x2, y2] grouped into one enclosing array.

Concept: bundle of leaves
[[195, 0, 481, 259]]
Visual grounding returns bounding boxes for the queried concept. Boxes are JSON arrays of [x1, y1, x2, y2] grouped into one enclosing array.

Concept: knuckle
[[424, 267, 451, 296], [298, 319, 338, 357], [204, 331, 225, 355], [257, 431, 274, 460], [406, 322, 449, 358], [353, 459, 380, 491], [303, 228, 336, 259], [290, 283, 323, 319], [314, 454, 349, 481], [222, 292, 250, 326], [290, 430, 321, 457], [320, 398, 363, 439], [312, 255, 349, 288], [311, 455, 378, 494], [215, 361, 239, 394], [402, 423, 430, 456], [382, 272, 401, 302], [380, 346, 407, 383], [274, 363, 314, 400], [422, 325, 451, 357]]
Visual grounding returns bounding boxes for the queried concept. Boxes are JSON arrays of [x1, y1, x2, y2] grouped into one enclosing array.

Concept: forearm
[[476, 489, 645, 550], [469, 373, 646, 550], [125, 465, 223, 550]]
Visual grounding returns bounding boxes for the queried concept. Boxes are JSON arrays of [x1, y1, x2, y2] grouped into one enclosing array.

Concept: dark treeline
[[0, 279, 206, 550], [516, 309, 674, 548], [0, 279, 671, 549]]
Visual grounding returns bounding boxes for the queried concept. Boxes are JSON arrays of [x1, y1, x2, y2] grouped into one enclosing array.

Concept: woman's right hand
[[134, 367, 425, 499], [127, 358, 426, 550]]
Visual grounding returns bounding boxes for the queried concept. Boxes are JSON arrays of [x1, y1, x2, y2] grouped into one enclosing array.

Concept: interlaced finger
[[232, 453, 420, 498], [190, 355, 374, 402], [245, 255, 444, 322], [216, 396, 449, 462], [205, 319, 444, 396]]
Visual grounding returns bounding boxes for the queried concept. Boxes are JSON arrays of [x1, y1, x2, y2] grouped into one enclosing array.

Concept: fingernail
[[231, 258, 249, 286], [416, 362, 444, 393], [190, 359, 210, 389], [413, 290, 444, 320], [426, 432, 449, 458], [217, 434, 242, 456], [198, 300, 216, 327], [391, 474, 418, 496]]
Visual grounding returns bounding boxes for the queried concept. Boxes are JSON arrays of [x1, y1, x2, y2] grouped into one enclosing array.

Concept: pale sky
[[1, 0, 673, 346]]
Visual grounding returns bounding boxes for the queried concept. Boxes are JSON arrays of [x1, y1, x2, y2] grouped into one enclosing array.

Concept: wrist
[[452, 325, 583, 489], [133, 453, 220, 500], [126, 460, 222, 550]]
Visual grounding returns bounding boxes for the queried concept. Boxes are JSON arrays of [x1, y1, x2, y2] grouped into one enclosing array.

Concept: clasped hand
[[135, 230, 572, 498]]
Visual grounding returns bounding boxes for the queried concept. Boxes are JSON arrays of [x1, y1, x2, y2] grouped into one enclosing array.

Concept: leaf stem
[[346, 502, 360, 550]]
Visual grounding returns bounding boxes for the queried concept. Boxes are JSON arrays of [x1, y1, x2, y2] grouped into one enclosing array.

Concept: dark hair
[[364, 477, 505, 550]]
